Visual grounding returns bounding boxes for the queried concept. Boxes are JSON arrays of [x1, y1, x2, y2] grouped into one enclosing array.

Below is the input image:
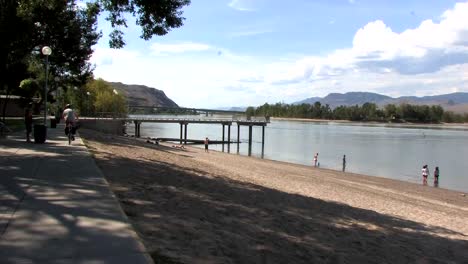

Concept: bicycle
[[65, 122, 75, 145]]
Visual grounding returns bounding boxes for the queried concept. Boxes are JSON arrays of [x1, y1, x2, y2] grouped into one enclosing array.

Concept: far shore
[[271, 117, 468, 129], [82, 129, 468, 264]]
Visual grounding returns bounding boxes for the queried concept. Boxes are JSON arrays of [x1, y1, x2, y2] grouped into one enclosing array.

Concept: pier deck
[[123, 117, 268, 155]]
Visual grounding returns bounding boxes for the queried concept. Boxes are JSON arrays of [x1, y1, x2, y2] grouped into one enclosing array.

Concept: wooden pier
[[124, 117, 268, 156]]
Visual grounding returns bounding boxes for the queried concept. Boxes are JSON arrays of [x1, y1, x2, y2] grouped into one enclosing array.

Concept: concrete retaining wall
[[79, 118, 126, 136]]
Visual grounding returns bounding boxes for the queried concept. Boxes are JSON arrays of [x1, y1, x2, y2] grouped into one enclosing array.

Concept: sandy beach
[[81, 129, 468, 263]]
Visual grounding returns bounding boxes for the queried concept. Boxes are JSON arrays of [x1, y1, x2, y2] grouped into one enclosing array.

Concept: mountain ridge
[[108, 82, 179, 108], [294, 92, 468, 113]]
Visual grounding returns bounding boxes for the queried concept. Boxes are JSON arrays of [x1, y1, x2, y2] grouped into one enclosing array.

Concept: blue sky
[[90, 0, 468, 108]]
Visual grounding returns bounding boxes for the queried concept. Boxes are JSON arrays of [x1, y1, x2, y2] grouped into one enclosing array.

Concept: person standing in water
[[313, 153, 319, 167], [342, 155, 346, 172], [422, 165, 429, 185], [204, 137, 209, 153], [434, 166, 440, 186]]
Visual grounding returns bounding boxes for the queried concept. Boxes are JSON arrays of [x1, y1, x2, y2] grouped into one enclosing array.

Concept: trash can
[[50, 117, 57, 128], [34, 124, 47, 143]]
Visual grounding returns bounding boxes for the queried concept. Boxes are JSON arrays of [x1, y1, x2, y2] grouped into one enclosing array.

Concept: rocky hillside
[[109, 82, 179, 108]]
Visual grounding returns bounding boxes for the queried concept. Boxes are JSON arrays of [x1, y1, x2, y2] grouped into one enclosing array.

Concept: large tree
[[0, 0, 33, 120], [97, 0, 191, 48], [1, 0, 190, 119], [21, 1, 101, 91]]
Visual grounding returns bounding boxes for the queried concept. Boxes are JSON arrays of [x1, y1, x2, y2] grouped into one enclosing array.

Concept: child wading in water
[[422, 165, 429, 185]]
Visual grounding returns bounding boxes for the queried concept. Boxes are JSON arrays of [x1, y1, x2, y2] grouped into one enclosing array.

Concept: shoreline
[[187, 141, 468, 194], [82, 129, 468, 263], [271, 117, 468, 129], [182, 140, 467, 193]]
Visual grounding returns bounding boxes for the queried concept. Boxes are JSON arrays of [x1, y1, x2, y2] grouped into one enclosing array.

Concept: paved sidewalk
[[0, 125, 153, 264]]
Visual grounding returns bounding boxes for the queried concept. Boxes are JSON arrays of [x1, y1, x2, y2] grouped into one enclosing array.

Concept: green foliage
[[246, 106, 255, 117], [19, 0, 101, 88], [97, 0, 191, 48], [1, 0, 191, 120], [247, 101, 468, 123], [0, 0, 32, 89], [1, 0, 102, 121], [19, 78, 41, 98], [2, 118, 24, 132], [85, 79, 127, 116]]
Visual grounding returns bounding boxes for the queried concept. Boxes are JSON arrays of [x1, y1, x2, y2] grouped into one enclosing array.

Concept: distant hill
[[294, 92, 468, 112], [395, 93, 468, 105], [108, 82, 179, 108], [298, 96, 321, 105], [296, 92, 391, 108]]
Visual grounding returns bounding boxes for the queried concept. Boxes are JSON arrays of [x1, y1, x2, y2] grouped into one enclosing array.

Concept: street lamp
[[42, 46, 52, 125], [113, 89, 118, 118], [86, 91, 91, 116]]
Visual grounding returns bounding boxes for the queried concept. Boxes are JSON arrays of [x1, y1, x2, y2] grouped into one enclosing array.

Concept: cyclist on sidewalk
[[62, 104, 78, 140]]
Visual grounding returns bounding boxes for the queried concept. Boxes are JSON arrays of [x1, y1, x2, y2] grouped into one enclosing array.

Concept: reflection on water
[[130, 115, 468, 192]]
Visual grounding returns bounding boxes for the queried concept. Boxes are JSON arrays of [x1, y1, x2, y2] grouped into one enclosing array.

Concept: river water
[[129, 115, 468, 192]]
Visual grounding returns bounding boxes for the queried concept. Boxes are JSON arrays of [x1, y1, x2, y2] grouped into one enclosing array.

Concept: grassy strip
[[2, 119, 24, 133]]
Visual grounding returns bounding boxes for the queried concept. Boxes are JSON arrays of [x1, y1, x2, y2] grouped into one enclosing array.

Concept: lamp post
[[113, 89, 118, 118], [86, 91, 91, 116], [53, 77, 59, 120], [42, 46, 52, 125]]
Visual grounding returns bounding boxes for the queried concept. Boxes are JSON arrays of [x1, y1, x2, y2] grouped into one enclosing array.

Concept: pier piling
[[248, 125, 252, 156]]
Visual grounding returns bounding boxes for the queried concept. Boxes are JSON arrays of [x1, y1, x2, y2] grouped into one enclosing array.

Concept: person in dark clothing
[[434, 166, 440, 187], [204, 137, 209, 153], [342, 155, 346, 172]]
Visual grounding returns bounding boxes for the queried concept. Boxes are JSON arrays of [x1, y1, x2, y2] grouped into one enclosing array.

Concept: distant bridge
[[128, 106, 245, 115]]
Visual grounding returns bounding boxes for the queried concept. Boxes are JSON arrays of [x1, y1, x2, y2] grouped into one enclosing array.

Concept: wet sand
[[81, 129, 468, 264]]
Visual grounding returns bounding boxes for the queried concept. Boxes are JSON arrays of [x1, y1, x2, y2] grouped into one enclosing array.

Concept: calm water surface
[[130, 115, 468, 192]]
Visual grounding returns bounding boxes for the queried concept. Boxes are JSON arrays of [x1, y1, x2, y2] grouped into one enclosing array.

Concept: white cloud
[[91, 43, 260, 107], [150, 42, 212, 55], [260, 1, 468, 86], [91, 48, 140, 66], [91, 2, 468, 108], [228, 0, 256, 11]]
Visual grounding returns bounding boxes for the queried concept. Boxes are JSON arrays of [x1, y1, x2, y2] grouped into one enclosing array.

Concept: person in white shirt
[[62, 104, 78, 140], [422, 165, 429, 185]]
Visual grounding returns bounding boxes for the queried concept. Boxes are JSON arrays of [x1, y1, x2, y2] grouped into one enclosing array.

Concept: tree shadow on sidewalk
[[0, 136, 148, 263]]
